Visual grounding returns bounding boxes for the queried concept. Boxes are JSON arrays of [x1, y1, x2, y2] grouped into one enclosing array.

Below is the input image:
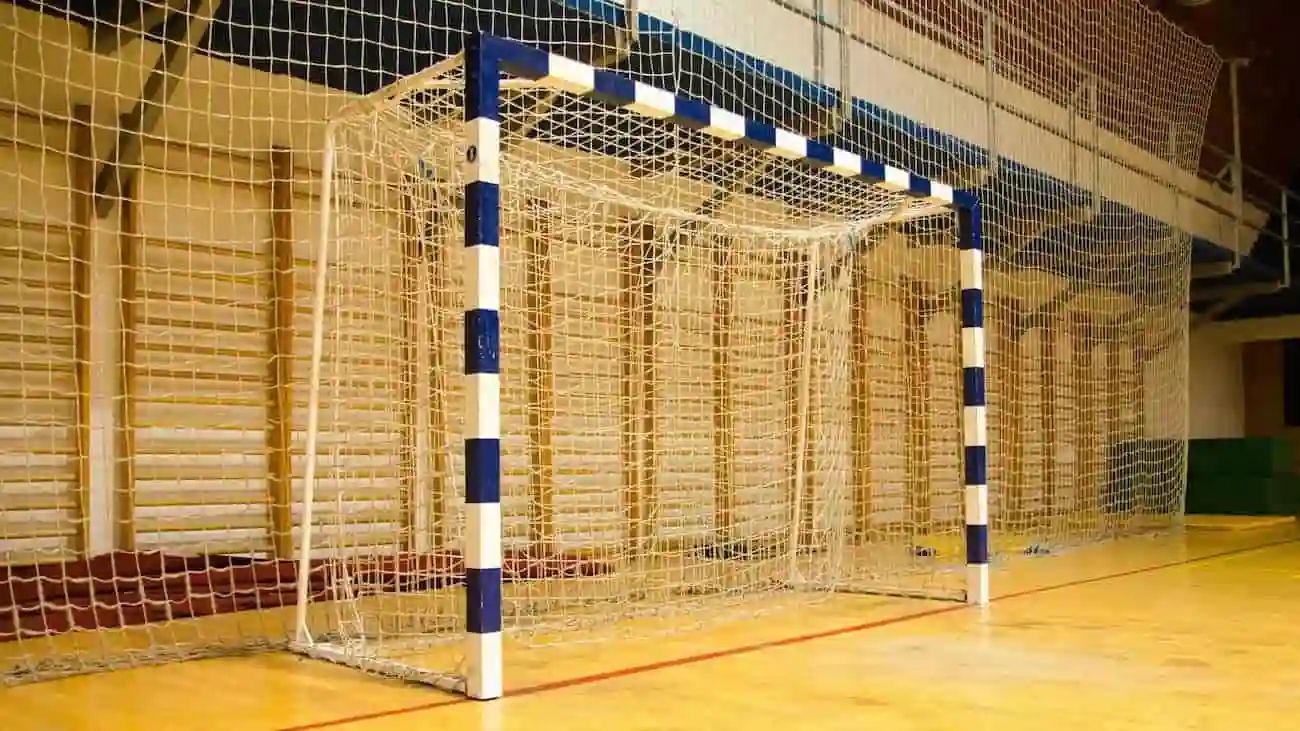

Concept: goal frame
[[295, 32, 989, 701], [460, 32, 989, 699]]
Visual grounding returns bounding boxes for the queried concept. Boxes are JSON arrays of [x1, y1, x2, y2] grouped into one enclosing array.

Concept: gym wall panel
[[290, 201, 409, 556], [546, 236, 625, 551], [655, 250, 716, 545], [811, 263, 851, 539], [130, 168, 273, 555], [0, 113, 80, 564], [731, 264, 790, 541]]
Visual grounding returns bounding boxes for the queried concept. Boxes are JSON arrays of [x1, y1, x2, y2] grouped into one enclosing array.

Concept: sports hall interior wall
[[0, 0, 1223, 546], [0, 0, 1250, 658]]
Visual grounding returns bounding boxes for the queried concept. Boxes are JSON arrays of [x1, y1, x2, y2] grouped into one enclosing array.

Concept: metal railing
[[794, 0, 1296, 301], [1196, 138, 1297, 288]]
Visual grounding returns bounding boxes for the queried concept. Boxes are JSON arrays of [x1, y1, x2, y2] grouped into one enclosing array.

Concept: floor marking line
[[271, 535, 1299, 731]]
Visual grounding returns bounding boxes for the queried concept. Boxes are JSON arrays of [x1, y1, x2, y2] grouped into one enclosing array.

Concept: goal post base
[[289, 640, 468, 694], [827, 585, 969, 603]]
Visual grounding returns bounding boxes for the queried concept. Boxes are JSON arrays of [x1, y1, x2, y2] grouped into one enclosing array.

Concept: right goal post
[[293, 33, 988, 700]]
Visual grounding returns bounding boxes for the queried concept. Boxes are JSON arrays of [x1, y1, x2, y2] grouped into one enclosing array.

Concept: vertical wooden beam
[[1071, 316, 1098, 532], [849, 254, 873, 542], [1003, 306, 1026, 530], [954, 300, 965, 536], [398, 187, 420, 553], [1242, 341, 1285, 436], [116, 179, 139, 552], [1134, 346, 1149, 520], [1104, 337, 1125, 523], [637, 227, 660, 544], [70, 107, 93, 556], [903, 281, 931, 540], [1040, 326, 1058, 522], [398, 186, 452, 553], [398, 189, 420, 554], [265, 148, 295, 558], [783, 257, 799, 544], [711, 242, 736, 543], [802, 322, 817, 547], [424, 207, 451, 549], [783, 252, 815, 549], [93, 0, 221, 218], [620, 234, 645, 557], [524, 204, 556, 556], [89, 0, 191, 54]]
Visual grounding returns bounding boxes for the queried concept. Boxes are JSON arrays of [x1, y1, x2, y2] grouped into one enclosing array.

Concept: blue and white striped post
[[957, 197, 990, 606], [463, 35, 504, 700]]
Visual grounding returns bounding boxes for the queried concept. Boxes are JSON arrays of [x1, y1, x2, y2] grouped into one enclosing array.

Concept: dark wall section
[[1285, 339, 1300, 428], [1243, 340, 1284, 436]]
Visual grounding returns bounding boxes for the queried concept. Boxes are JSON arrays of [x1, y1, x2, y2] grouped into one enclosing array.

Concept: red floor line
[[272, 536, 1298, 731]]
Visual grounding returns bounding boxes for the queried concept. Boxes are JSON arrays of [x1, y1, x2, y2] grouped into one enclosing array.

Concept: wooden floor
[[2, 523, 1298, 731]]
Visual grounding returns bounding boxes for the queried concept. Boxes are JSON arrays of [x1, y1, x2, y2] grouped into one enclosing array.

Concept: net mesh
[[851, 0, 1221, 170], [295, 62, 967, 683], [833, 0, 1200, 551], [0, 0, 1208, 684]]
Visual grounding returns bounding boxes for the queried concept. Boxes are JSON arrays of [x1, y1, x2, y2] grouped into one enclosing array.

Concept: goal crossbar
[[295, 32, 989, 701]]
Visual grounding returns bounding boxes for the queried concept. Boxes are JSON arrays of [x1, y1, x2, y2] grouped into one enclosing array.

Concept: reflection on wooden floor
[[1, 521, 1297, 731]]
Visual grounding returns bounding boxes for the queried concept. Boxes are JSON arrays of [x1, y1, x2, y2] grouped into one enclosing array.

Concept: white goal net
[[0, 0, 1212, 689], [292, 47, 978, 694]]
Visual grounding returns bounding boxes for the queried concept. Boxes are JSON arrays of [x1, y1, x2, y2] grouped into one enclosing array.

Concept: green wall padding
[[1186, 475, 1300, 516], [1188, 438, 1294, 477]]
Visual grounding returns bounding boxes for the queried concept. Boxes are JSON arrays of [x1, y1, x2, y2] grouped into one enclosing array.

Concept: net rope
[[0, 0, 1208, 683], [297, 65, 966, 682]]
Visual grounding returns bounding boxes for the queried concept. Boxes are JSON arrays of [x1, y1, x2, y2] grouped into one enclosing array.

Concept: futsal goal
[[291, 33, 987, 700]]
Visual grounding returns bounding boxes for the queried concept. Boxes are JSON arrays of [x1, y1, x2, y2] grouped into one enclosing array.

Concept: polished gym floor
[[2, 518, 1297, 731]]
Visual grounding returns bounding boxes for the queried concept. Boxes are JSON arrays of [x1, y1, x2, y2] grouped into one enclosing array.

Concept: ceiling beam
[[1189, 279, 1281, 304], [997, 203, 1094, 264], [90, 0, 192, 55], [908, 277, 958, 322], [1190, 261, 1237, 279], [1014, 283, 1082, 336], [93, 0, 221, 219], [1198, 314, 1300, 342], [1190, 291, 1254, 329]]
